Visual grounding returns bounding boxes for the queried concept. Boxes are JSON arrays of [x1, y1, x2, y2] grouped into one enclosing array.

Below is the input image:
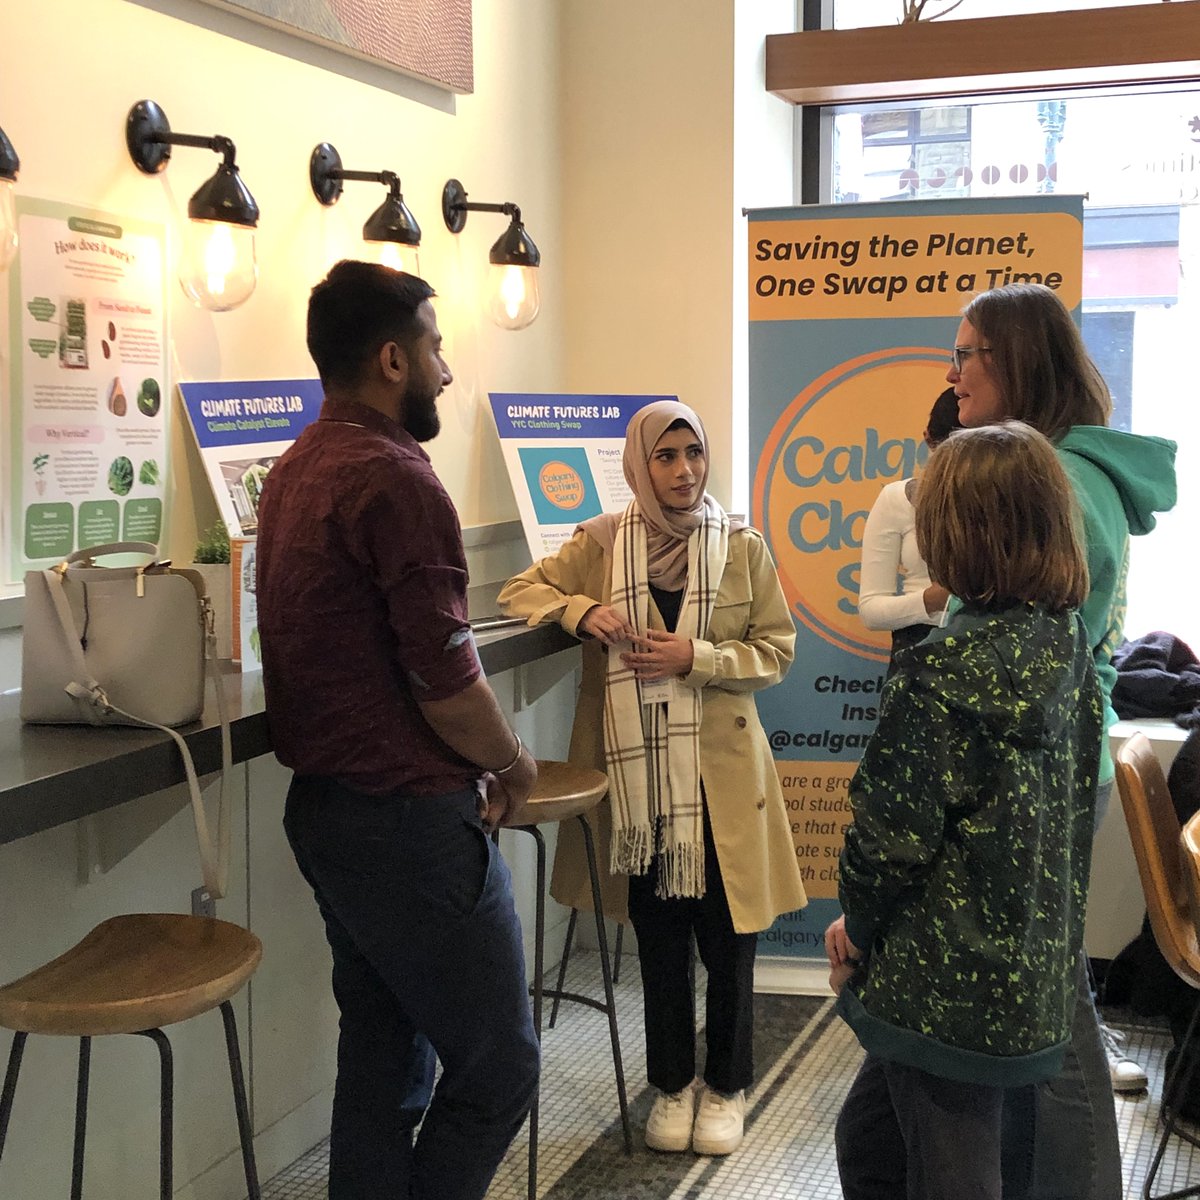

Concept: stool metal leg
[[0, 1032, 27, 1168], [548, 907, 578, 1030], [220, 1001, 261, 1199], [577, 814, 632, 1155], [550, 911, 624, 1027], [134, 1029, 173, 1200], [526, 826, 546, 1200], [71, 1037, 91, 1200]]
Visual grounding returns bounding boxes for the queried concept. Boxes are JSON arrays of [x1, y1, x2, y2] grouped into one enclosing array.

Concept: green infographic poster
[[4, 198, 168, 582]]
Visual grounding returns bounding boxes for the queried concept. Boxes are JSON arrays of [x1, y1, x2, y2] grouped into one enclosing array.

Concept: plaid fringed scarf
[[604, 496, 729, 899]]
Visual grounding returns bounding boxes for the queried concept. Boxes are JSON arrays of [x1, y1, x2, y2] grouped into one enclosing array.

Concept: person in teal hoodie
[[946, 282, 1177, 1200], [827, 421, 1103, 1200]]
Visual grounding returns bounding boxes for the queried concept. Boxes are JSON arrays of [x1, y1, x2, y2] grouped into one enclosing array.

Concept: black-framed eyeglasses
[[951, 346, 992, 373]]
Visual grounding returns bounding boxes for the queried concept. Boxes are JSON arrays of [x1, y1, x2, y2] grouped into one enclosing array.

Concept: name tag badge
[[640, 678, 683, 706]]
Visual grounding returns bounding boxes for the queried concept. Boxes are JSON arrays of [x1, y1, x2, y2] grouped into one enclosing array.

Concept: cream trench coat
[[497, 525, 808, 934]]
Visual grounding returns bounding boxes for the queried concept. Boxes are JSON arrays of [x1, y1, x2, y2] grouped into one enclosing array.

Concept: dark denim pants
[[1000, 780, 1122, 1200], [999, 953, 1123, 1200], [836, 1054, 1007, 1200], [284, 775, 540, 1200]]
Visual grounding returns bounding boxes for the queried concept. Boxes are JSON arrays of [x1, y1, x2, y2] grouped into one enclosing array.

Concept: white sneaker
[[691, 1085, 746, 1156], [1100, 1023, 1148, 1093], [645, 1084, 697, 1152]]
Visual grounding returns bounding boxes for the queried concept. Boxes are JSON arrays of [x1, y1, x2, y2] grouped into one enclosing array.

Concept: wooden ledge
[[766, 2, 1200, 107]]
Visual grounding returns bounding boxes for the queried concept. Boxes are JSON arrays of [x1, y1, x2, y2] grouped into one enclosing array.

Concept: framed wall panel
[[197, 0, 473, 92]]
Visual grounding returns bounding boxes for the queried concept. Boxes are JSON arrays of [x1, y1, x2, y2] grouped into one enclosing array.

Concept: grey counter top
[[0, 621, 576, 845]]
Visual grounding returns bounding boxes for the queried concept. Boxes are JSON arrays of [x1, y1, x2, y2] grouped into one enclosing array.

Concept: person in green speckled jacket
[[826, 422, 1104, 1200]]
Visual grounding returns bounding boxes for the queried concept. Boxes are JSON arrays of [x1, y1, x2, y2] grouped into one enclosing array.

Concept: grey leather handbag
[[20, 541, 232, 898]]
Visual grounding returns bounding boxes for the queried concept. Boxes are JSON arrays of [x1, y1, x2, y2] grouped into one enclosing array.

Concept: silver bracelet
[[493, 734, 524, 775]]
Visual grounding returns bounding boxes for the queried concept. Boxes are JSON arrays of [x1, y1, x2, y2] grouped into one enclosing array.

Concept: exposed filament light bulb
[[488, 262, 540, 330], [180, 218, 257, 312], [374, 239, 421, 277]]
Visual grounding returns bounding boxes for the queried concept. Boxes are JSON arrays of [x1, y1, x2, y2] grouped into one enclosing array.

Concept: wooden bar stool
[[0, 913, 263, 1200], [507, 761, 632, 1200]]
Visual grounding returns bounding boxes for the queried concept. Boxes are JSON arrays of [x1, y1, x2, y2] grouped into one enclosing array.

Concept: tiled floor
[[262, 951, 1200, 1199]]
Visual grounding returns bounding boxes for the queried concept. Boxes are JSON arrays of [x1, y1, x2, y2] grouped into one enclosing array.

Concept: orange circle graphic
[[538, 462, 586, 510], [753, 347, 951, 662]]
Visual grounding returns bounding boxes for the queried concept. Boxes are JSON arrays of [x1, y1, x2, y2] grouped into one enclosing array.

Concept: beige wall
[[559, 2, 738, 499], [556, 0, 796, 511], [1, 0, 799, 575], [0, 0, 566, 573]]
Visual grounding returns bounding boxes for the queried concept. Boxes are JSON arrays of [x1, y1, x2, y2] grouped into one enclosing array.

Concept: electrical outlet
[[191, 886, 216, 919]]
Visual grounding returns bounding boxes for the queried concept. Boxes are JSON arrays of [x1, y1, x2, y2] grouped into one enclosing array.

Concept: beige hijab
[[581, 400, 739, 591]]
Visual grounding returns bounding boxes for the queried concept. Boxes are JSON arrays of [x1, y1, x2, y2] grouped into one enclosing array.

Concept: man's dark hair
[[307, 260, 436, 389]]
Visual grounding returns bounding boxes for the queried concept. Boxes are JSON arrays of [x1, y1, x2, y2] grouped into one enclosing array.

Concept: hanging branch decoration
[[901, 0, 967, 21]]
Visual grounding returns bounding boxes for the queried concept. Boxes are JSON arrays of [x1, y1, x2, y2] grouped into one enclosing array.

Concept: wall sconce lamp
[[441, 179, 541, 331], [310, 143, 422, 277], [0, 124, 19, 271], [125, 100, 259, 312]]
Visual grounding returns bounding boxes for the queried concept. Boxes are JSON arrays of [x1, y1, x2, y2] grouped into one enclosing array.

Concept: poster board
[[5, 198, 168, 581], [748, 195, 1085, 961], [489, 393, 670, 558], [177, 379, 323, 538]]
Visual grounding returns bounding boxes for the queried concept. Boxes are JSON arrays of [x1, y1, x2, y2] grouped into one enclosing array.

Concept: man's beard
[[404, 389, 441, 442]]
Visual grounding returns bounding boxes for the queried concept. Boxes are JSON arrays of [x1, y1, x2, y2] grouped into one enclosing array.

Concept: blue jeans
[[284, 775, 540, 1200]]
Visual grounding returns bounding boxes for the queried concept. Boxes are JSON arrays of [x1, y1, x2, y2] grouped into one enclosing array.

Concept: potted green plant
[[190, 522, 233, 659]]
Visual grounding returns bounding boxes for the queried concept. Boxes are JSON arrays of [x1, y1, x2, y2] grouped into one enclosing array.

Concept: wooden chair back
[[1116, 733, 1200, 989], [1179, 810, 1200, 961]]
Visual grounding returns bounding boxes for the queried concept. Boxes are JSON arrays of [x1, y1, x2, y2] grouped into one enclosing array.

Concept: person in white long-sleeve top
[[856, 387, 962, 668]]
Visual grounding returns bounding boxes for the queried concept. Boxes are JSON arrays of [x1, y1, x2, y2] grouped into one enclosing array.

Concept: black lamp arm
[[442, 180, 528, 235], [126, 101, 245, 176], [457, 199, 521, 222], [335, 168, 402, 196], [154, 131, 239, 169]]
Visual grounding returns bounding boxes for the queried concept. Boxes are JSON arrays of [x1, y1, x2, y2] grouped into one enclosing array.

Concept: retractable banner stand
[[747, 196, 1084, 972]]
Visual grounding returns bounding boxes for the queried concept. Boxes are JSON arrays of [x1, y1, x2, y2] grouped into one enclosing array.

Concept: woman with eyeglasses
[[946, 282, 1177, 1200]]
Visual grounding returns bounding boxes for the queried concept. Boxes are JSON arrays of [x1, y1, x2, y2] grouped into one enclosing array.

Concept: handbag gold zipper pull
[[136, 566, 145, 597]]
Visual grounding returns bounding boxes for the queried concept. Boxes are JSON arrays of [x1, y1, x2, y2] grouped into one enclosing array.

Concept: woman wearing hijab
[[499, 400, 806, 1157]]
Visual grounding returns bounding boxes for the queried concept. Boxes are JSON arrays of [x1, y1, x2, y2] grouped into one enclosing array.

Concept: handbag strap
[[65, 541, 159, 565], [43, 568, 232, 900]]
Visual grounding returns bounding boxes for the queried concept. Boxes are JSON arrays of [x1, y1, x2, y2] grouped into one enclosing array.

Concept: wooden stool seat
[[507, 761, 608, 828], [0, 914, 263, 1198], [0, 914, 263, 1038]]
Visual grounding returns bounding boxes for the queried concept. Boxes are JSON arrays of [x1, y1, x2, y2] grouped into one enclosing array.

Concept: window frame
[[772, 2, 1200, 109]]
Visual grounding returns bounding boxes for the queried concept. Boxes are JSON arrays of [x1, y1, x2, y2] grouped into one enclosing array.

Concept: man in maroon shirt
[[256, 261, 539, 1200]]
